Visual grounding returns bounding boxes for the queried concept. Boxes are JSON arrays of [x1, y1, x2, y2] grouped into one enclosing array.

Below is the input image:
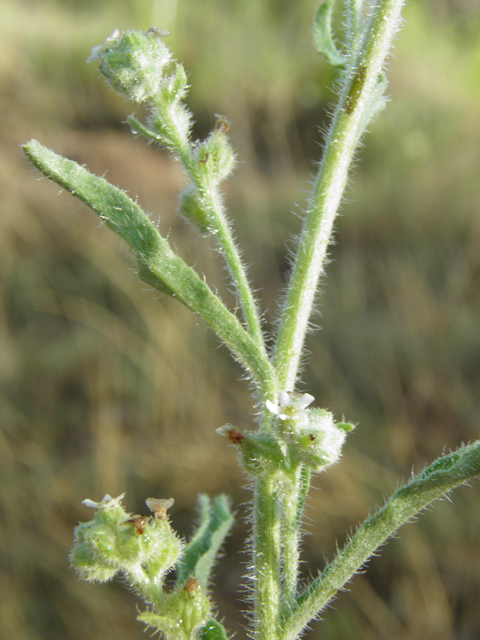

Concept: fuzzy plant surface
[[23, 1, 480, 639]]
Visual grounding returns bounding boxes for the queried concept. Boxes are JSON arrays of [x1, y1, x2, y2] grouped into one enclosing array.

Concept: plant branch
[[129, 114, 266, 353], [280, 467, 306, 609], [274, 0, 405, 391], [280, 440, 480, 640]]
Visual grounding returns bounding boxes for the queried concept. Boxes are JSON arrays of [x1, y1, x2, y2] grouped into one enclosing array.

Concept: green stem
[[129, 115, 267, 353], [187, 163, 266, 352], [280, 468, 305, 609], [345, 0, 365, 52], [253, 474, 282, 640], [280, 440, 480, 640], [274, 0, 405, 391]]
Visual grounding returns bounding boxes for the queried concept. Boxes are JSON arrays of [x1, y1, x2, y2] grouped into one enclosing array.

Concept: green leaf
[[176, 494, 233, 590], [128, 114, 164, 142], [22, 140, 175, 295], [312, 0, 345, 68], [22, 140, 277, 393], [199, 619, 229, 640], [138, 612, 185, 640]]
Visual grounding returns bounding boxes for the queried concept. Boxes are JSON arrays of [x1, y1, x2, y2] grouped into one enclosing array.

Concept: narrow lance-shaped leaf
[[176, 494, 233, 590], [312, 0, 345, 68], [22, 140, 277, 394], [280, 439, 480, 640]]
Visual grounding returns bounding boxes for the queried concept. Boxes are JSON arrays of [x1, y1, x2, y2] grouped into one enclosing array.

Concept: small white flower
[[266, 391, 314, 420], [82, 492, 125, 509], [86, 29, 121, 63], [145, 26, 170, 38], [86, 44, 103, 64]]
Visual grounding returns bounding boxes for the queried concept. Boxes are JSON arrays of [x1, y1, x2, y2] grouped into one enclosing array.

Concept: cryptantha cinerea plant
[[23, 1, 480, 639]]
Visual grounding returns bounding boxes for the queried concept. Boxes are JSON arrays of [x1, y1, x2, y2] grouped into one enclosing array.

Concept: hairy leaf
[[312, 0, 345, 68]]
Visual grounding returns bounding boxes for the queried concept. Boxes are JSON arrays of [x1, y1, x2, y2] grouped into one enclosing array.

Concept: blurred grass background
[[1, 0, 480, 638]]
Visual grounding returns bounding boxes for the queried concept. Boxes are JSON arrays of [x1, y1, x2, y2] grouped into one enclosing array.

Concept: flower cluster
[[218, 392, 354, 475], [87, 28, 174, 103], [70, 493, 182, 585], [70, 494, 213, 639]]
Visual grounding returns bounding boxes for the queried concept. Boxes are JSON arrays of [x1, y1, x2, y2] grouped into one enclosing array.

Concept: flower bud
[[179, 185, 211, 233], [194, 116, 236, 185], [88, 29, 173, 103], [217, 424, 286, 475]]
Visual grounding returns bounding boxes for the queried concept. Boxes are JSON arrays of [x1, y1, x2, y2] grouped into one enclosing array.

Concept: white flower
[[266, 391, 314, 420], [86, 29, 121, 63], [82, 492, 125, 509], [145, 26, 170, 38]]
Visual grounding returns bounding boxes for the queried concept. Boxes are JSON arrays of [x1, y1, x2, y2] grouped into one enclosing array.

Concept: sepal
[[199, 619, 230, 640], [179, 185, 211, 233], [217, 424, 287, 475], [293, 409, 354, 472], [193, 116, 236, 186]]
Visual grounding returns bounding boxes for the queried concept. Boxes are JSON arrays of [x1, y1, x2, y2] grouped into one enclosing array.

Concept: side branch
[[274, 0, 405, 390], [280, 440, 480, 640]]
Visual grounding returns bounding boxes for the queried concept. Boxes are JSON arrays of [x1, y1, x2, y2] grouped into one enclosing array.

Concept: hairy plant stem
[[279, 440, 480, 640], [274, 0, 405, 391], [130, 113, 267, 355], [253, 474, 282, 640], [280, 468, 304, 610], [183, 155, 266, 354]]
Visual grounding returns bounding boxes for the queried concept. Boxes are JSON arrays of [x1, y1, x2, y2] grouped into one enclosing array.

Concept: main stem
[[254, 1, 406, 637], [280, 468, 304, 609], [253, 474, 282, 640], [274, 0, 405, 391]]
